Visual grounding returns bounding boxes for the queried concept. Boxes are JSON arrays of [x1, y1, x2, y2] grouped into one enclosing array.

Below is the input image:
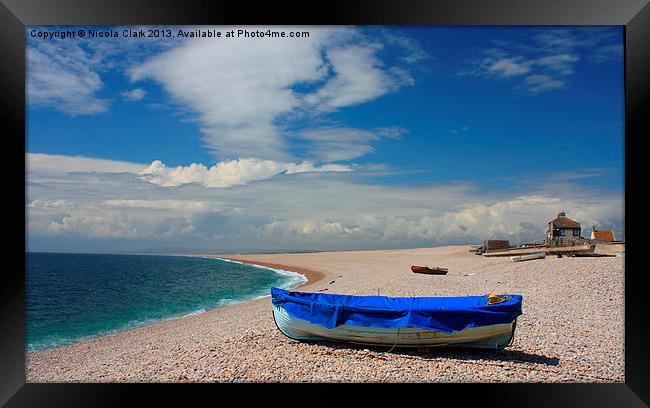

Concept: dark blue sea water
[[26, 253, 306, 353]]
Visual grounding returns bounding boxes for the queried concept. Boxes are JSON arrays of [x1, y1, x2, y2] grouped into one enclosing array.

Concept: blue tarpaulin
[[271, 287, 522, 334]]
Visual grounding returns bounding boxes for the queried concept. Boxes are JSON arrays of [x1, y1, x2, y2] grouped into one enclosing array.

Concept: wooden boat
[[272, 288, 522, 349], [411, 265, 448, 275], [510, 252, 546, 262]]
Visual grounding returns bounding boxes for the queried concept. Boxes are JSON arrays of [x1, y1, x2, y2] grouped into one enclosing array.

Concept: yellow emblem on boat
[[487, 293, 512, 304]]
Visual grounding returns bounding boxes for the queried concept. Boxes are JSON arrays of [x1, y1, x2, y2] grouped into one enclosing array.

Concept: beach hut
[[590, 226, 616, 242], [545, 211, 588, 247]]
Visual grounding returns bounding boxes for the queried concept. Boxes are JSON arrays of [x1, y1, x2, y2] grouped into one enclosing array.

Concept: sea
[[25, 252, 306, 353]]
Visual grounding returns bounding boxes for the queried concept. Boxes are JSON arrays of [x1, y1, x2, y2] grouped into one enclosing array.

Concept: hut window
[[558, 228, 565, 236], [573, 229, 580, 236]]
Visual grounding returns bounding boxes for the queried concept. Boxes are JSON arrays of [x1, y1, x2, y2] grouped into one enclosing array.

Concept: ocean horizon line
[[25, 243, 482, 257]]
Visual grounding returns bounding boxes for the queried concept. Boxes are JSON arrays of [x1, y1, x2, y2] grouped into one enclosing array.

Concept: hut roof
[[549, 212, 581, 228], [591, 230, 615, 241]]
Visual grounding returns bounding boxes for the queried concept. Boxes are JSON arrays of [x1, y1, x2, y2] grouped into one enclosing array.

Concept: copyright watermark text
[[29, 28, 311, 40]]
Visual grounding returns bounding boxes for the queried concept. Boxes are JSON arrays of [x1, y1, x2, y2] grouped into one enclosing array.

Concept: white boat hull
[[511, 252, 546, 262], [273, 305, 516, 349]]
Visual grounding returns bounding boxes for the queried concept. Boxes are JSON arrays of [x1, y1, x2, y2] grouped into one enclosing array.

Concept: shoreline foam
[[26, 254, 311, 354], [214, 256, 326, 289]]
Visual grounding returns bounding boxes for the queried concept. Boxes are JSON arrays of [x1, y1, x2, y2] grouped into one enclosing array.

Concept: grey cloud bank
[[27, 154, 624, 253]]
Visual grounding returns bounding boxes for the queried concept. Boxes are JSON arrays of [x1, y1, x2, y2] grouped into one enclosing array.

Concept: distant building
[[591, 226, 616, 242], [483, 240, 511, 252], [546, 211, 588, 247]]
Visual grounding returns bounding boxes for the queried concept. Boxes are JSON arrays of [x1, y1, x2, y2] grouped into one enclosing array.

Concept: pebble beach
[[26, 245, 625, 383]]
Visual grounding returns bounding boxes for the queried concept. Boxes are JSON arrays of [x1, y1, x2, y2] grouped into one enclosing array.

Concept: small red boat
[[411, 265, 448, 275]]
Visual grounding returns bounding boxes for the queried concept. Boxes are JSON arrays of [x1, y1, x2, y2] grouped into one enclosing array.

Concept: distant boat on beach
[[510, 252, 546, 262], [271, 288, 522, 349], [411, 265, 448, 275]]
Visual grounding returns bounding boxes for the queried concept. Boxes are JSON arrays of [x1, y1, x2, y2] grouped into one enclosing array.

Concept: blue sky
[[26, 26, 624, 253]]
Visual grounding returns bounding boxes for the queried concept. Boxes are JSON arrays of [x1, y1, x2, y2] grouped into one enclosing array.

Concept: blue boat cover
[[272, 287, 522, 334]]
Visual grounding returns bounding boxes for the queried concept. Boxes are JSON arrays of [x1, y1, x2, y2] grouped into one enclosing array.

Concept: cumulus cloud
[[26, 153, 624, 250], [139, 158, 352, 188], [27, 153, 352, 189], [244, 192, 622, 249], [79, 188, 615, 247]]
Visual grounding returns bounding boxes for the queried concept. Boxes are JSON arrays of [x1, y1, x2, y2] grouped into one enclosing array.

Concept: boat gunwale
[[272, 290, 522, 314]]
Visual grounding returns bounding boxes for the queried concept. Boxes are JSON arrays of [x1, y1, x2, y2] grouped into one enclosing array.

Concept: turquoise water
[[26, 253, 306, 353]]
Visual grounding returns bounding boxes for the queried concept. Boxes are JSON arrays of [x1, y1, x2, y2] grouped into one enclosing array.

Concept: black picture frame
[[3, 0, 649, 405]]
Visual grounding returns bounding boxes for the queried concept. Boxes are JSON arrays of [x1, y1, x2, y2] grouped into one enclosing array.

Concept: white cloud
[[27, 199, 74, 209], [247, 192, 622, 249], [284, 162, 352, 174], [588, 43, 623, 63], [487, 57, 532, 77], [27, 27, 421, 166], [303, 43, 401, 112], [121, 88, 146, 101], [535, 53, 579, 75], [524, 74, 566, 92], [27, 153, 146, 176], [27, 153, 352, 189], [466, 51, 577, 93], [103, 199, 219, 211], [27, 153, 624, 249], [129, 28, 332, 160], [381, 30, 431, 64], [532, 28, 622, 61], [27, 46, 109, 115], [129, 27, 416, 161], [44, 212, 187, 239], [139, 158, 352, 188], [296, 127, 405, 162], [27, 26, 181, 116], [463, 28, 620, 94]]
